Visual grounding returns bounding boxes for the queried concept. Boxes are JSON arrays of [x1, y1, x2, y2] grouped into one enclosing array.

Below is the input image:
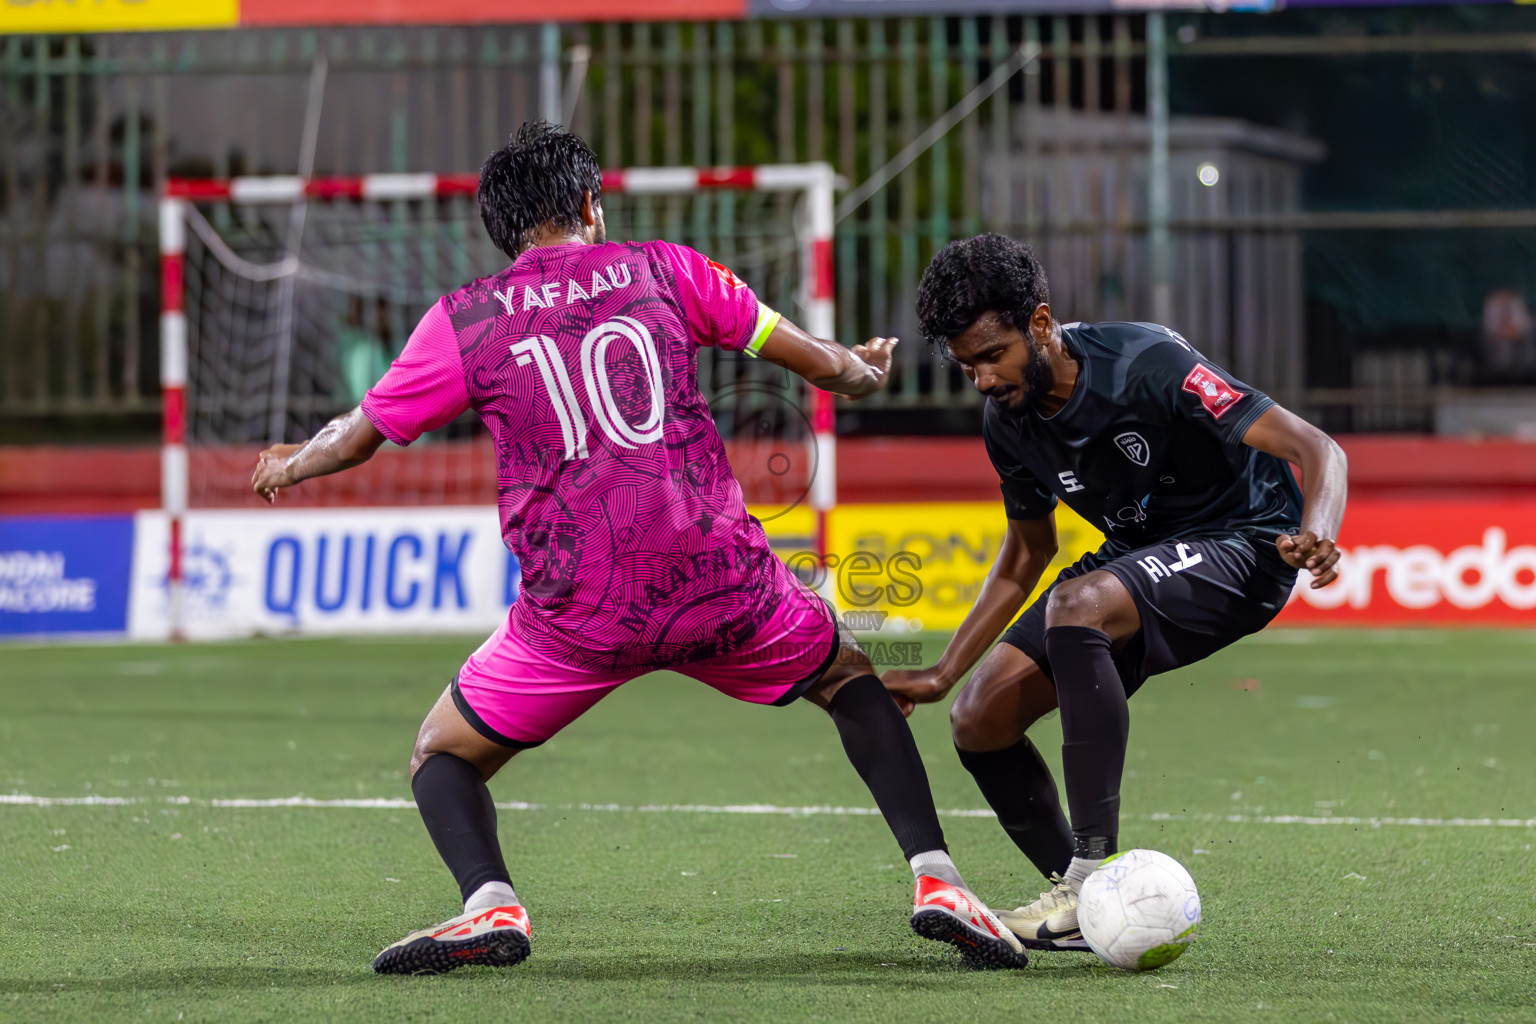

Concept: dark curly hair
[[915, 233, 1050, 351], [478, 120, 604, 258]]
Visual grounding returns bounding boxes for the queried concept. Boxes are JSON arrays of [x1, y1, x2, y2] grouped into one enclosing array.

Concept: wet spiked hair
[[915, 233, 1050, 352], [477, 120, 603, 258]]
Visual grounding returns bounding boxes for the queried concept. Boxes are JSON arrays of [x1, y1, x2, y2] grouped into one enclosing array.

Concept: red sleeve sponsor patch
[[1181, 363, 1246, 419], [706, 258, 747, 290]]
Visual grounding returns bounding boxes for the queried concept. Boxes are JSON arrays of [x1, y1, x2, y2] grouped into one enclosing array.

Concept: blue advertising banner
[[128, 508, 520, 640], [0, 515, 135, 637]]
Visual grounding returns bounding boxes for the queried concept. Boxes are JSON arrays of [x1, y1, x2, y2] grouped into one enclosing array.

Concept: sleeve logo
[[706, 259, 747, 290], [1181, 363, 1245, 419]]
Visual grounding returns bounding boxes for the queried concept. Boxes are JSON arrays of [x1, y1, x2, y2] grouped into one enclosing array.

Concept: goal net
[[159, 167, 838, 624]]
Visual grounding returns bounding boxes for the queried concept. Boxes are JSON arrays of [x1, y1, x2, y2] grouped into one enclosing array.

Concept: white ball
[[1077, 849, 1201, 971]]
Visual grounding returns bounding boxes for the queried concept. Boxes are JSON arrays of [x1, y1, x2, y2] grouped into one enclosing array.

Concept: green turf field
[[3, 630, 1535, 1023]]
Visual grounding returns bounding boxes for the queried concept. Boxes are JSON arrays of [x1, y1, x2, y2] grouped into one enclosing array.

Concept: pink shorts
[[453, 587, 842, 747]]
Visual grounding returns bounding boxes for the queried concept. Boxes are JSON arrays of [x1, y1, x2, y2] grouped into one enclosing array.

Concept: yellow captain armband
[[745, 304, 781, 358]]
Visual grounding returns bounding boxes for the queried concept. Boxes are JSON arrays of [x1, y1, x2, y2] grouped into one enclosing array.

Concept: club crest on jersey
[[1114, 431, 1150, 466], [1181, 363, 1245, 419]]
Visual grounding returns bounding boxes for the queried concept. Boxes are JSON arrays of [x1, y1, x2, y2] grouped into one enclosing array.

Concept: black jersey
[[982, 321, 1302, 564]]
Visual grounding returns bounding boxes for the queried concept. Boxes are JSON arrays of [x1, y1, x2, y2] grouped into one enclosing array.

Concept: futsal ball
[[1077, 849, 1201, 971]]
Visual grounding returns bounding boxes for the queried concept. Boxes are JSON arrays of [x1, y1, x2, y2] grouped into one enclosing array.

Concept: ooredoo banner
[[1278, 500, 1536, 626]]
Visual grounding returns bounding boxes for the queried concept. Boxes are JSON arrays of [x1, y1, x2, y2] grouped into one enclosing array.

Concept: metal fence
[[3, 16, 1159, 434], [0, 26, 547, 428], [3, 13, 1535, 438]]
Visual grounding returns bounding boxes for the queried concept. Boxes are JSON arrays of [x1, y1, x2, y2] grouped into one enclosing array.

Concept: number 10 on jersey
[[511, 316, 666, 460]]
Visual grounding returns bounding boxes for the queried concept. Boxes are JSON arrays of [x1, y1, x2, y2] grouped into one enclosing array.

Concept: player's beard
[[995, 335, 1056, 420]]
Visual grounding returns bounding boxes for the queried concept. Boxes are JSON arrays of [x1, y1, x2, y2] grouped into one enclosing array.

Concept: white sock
[[463, 880, 517, 915], [1063, 856, 1102, 893], [909, 850, 966, 890]]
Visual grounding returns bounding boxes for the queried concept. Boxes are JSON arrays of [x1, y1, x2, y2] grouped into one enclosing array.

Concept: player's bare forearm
[[251, 407, 386, 503], [1241, 404, 1348, 588], [933, 517, 1056, 683], [755, 317, 895, 398], [882, 517, 1056, 712]]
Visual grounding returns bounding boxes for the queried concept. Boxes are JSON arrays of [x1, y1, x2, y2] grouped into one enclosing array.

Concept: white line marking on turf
[[0, 794, 168, 806], [1148, 811, 1536, 828], [4, 793, 1535, 827]]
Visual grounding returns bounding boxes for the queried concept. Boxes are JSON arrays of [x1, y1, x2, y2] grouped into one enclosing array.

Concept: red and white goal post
[[159, 164, 839, 636]]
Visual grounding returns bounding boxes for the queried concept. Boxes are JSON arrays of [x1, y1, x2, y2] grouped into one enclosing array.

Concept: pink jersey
[[361, 240, 794, 672]]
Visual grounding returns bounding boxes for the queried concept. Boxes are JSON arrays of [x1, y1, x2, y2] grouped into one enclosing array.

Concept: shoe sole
[[373, 927, 530, 976], [911, 907, 1029, 970], [1017, 935, 1093, 952]]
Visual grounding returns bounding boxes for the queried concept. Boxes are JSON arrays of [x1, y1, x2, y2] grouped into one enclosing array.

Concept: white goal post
[[159, 165, 839, 637]]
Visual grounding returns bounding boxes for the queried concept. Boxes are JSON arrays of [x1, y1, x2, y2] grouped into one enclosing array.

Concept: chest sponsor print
[[1181, 364, 1245, 419], [1102, 498, 1150, 534]]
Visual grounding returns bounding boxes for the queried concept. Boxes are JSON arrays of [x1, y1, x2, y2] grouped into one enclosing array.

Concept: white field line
[[2, 793, 1534, 828]]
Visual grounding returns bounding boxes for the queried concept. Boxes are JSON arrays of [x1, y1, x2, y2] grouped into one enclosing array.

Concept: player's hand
[[880, 666, 953, 718], [252, 443, 303, 504], [849, 336, 898, 393], [1276, 530, 1340, 589]]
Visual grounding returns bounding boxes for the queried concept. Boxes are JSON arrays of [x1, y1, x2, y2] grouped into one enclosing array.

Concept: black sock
[[1043, 625, 1128, 849], [827, 674, 947, 860], [956, 738, 1072, 878], [411, 752, 512, 903]]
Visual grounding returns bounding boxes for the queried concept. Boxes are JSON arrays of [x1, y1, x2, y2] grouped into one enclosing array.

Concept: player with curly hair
[[251, 125, 1030, 974], [884, 233, 1348, 950]]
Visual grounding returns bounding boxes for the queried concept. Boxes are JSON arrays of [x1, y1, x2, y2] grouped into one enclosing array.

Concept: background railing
[[2, 9, 1534, 440]]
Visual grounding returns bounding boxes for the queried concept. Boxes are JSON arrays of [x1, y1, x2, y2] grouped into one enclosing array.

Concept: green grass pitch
[[2, 630, 1535, 1023]]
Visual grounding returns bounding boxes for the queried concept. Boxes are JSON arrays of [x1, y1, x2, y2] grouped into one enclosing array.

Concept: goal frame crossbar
[[159, 164, 838, 637]]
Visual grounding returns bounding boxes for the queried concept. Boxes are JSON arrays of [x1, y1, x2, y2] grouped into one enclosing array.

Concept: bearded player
[[883, 233, 1347, 950], [251, 124, 1029, 973]]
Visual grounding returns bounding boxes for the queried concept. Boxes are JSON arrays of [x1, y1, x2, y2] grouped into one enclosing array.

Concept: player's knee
[[1044, 577, 1113, 631], [948, 694, 989, 750], [948, 682, 1015, 751]]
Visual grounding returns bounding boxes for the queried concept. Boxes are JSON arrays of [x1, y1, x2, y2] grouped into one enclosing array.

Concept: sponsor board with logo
[[824, 502, 1105, 633], [0, 0, 238, 33], [10, 498, 1534, 639], [0, 515, 135, 637], [2, 0, 741, 33], [129, 508, 519, 640], [1279, 500, 1536, 626], [823, 498, 1536, 631]]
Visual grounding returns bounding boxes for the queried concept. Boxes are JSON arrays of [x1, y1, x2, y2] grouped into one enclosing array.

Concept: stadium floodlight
[[159, 165, 839, 638]]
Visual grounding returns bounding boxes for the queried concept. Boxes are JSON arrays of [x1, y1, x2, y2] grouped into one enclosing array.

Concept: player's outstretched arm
[[755, 317, 896, 399], [251, 407, 387, 504], [882, 516, 1058, 716], [1240, 405, 1348, 589]]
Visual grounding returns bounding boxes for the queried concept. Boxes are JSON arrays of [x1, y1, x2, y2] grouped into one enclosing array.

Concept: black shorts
[[1000, 532, 1297, 697]]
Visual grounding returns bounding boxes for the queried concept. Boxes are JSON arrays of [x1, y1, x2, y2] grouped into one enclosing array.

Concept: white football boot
[[373, 904, 530, 975], [910, 875, 1029, 969], [996, 873, 1091, 951]]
